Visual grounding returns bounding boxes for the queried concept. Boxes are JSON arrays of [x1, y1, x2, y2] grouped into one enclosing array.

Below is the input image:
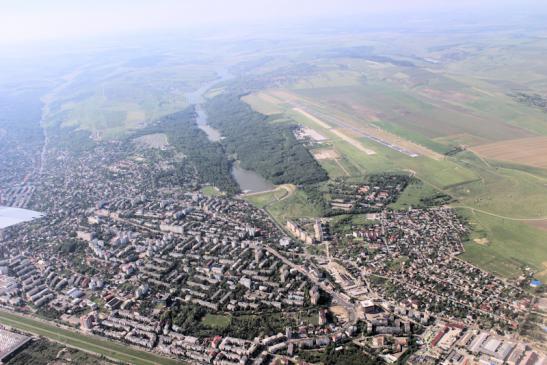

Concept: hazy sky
[[1, 0, 545, 45]]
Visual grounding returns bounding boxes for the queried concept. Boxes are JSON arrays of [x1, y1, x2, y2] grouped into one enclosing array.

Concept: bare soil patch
[[297, 127, 327, 141], [329, 305, 349, 322], [134, 133, 169, 149], [312, 149, 340, 160], [473, 238, 489, 245], [526, 220, 547, 232]]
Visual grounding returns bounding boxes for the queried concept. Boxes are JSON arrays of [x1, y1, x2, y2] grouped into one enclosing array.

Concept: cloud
[[0, 0, 544, 45]]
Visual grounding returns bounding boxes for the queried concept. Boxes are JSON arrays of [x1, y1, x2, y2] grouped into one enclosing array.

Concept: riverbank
[[185, 69, 277, 194]]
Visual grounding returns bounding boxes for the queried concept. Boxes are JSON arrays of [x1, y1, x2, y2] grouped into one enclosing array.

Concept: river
[[185, 69, 274, 194]]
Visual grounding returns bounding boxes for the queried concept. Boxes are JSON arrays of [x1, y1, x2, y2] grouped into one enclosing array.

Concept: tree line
[[205, 93, 328, 185], [131, 108, 240, 195]]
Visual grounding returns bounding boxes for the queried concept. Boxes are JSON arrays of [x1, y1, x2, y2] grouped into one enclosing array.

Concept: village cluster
[[324, 175, 409, 214]]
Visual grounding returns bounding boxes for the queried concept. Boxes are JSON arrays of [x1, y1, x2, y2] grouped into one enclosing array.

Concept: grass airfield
[[242, 35, 547, 280]]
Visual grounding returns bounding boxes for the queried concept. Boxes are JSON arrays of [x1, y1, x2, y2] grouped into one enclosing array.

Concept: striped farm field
[[471, 136, 547, 169]]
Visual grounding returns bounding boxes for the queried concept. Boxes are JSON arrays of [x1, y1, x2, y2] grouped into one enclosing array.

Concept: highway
[[0, 309, 182, 365]]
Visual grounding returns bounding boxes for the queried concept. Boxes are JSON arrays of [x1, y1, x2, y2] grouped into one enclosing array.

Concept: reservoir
[[187, 69, 275, 194], [231, 162, 274, 194], [0, 206, 43, 229]]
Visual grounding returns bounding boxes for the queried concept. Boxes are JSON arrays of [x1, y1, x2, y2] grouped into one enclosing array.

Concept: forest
[[205, 93, 328, 185], [132, 108, 240, 195]]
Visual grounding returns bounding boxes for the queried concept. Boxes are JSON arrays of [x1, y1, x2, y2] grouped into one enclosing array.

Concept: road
[[261, 244, 358, 324], [0, 309, 182, 365]]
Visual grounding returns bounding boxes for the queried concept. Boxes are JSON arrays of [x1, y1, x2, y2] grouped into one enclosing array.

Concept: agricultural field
[[44, 58, 218, 138], [241, 31, 547, 280], [471, 136, 547, 169]]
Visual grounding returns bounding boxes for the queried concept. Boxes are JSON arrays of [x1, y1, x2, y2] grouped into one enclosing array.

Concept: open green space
[[200, 185, 224, 197], [0, 311, 182, 365], [448, 152, 547, 219], [243, 188, 287, 208], [389, 180, 444, 210], [330, 214, 378, 235], [245, 83, 547, 281], [266, 189, 325, 223], [459, 209, 547, 281], [45, 61, 217, 138], [201, 313, 231, 329], [6, 339, 106, 365], [316, 159, 347, 178], [246, 80, 547, 279], [314, 154, 359, 179], [373, 120, 454, 154], [287, 107, 480, 190]]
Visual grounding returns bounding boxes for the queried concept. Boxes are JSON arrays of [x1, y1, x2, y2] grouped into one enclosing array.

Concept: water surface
[[187, 69, 274, 194], [231, 162, 274, 194], [185, 69, 234, 142]]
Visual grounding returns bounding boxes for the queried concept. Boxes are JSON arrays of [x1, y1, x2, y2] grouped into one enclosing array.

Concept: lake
[[0, 206, 44, 229], [231, 162, 274, 194]]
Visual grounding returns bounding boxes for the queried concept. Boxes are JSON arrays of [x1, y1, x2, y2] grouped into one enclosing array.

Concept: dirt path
[[452, 206, 547, 221], [263, 185, 295, 209], [241, 184, 295, 198], [240, 184, 296, 211], [334, 159, 350, 176]]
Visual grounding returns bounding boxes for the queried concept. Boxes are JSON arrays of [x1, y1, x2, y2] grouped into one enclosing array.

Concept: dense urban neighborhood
[[0, 121, 545, 365]]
